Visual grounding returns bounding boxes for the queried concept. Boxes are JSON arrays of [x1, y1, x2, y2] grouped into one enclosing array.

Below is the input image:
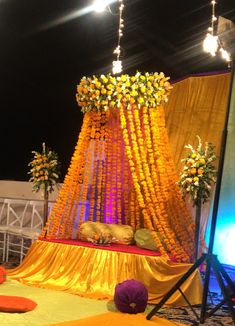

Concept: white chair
[[21, 200, 54, 260], [21, 200, 44, 259], [0, 199, 7, 262], [5, 199, 30, 263]]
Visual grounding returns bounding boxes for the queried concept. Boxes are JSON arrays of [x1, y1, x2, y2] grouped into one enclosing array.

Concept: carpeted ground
[[1, 257, 234, 325], [0, 278, 233, 325], [154, 305, 233, 325]]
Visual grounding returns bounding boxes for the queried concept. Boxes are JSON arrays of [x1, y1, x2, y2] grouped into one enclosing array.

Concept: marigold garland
[[41, 72, 199, 263]]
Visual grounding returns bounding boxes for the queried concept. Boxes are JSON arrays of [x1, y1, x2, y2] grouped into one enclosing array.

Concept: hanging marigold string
[[41, 72, 199, 262]]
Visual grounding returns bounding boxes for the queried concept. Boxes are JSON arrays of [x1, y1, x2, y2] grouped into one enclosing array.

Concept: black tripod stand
[[147, 56, 235, 325]]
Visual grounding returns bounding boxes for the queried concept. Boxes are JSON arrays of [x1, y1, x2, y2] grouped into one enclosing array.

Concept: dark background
[[0, 0, 234, 181]]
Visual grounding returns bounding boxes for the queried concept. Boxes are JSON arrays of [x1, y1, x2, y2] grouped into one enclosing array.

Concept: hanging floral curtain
[[41, 72, 196, 262]]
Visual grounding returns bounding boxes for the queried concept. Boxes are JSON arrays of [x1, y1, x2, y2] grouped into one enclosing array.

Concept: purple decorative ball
[[114, 279, 148, 314]]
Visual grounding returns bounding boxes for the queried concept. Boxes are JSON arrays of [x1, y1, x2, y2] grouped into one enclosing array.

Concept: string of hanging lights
[[203, 0, 231, 62], [93, 0, 125, 74], [112, 0, 124, 74]]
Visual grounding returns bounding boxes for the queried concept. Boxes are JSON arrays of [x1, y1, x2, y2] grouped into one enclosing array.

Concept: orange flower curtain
[[41, 73, 196, 263]]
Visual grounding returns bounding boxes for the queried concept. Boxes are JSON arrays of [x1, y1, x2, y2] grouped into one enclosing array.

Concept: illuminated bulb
[[112, 60, 122, 74], [203, 33, 218, 56], [220, 48, 231, 62], [93, 0, 107, 13], [211, 0, 216, 4], [114, 46, 121, 54]]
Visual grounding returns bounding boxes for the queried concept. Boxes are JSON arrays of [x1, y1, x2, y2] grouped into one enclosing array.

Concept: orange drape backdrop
[[165, 72, 231, 236]]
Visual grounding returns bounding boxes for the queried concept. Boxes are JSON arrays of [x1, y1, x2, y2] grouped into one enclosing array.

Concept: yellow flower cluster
[[179, 136, 217, 205], [28, 143, 60, 193], [76, 72, 172, 112]]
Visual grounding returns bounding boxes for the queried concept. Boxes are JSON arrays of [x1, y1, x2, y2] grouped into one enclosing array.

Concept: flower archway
[[41, 72, 196, 263]]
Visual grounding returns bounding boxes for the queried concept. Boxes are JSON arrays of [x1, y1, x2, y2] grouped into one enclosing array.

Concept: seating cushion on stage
[[107, 224, 134, 245], [78, 221, 110, 242], [78, 221, 134, 245], [0, 295, 37, 312], [134, 229, 158, 251]]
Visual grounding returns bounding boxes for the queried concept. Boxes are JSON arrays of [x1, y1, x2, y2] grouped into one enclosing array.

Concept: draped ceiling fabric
[[165, 72, 231, 237]]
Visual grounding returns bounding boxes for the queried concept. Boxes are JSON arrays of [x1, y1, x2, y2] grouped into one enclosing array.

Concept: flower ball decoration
[[76, 71, 172, 113], [179, 136, 217, 206], [28, 143, 60, 193], [114, 279, 148, 314]]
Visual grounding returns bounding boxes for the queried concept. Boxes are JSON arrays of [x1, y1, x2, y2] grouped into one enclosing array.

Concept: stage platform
[[8, 239, 202, 306]]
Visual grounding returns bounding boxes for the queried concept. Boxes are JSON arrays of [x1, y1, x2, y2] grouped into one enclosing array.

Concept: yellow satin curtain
[[165, 72, 230, 172], [8, 240, 202, 307], [165, 72, 231, 236]]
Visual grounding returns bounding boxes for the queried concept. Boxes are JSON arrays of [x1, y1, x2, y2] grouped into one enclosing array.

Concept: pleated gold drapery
[[7, 240, 202, 307], [165, 72, 231, 236], [165, 72, 230, 173]]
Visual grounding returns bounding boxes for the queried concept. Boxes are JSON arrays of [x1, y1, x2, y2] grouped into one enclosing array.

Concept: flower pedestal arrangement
[[28, 143, 60, 226], [194, 198, 202, 261], [43, 184, 49, 227], [179, 136, 217, 261]]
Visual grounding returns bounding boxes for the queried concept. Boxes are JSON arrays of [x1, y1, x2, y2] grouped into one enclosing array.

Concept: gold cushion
[[78, 221, 134, 245], [106, 224, 134, 245], [134, 228, 158, 251], [78, 221, 110, 242]]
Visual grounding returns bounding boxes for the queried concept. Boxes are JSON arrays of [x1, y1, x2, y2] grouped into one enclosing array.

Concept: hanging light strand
[[203, 1, 231, 62], [203, 1, 218, 56], [209, 0, 217, 35], [112, 0, 124, 74]]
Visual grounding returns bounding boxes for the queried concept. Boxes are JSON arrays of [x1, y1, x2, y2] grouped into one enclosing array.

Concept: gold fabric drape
[[165, 72, 231, 235], [8, 240, 202, 307], [165, 73, 230, 172]]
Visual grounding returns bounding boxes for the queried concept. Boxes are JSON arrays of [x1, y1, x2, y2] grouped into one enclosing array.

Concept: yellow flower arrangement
[[76, 71, 172, 112], [179, 136, 217, 206], [28, 143, 60, 193]]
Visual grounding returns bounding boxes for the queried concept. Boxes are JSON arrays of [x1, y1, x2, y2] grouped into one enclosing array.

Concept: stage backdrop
[[213, 71, 235, 266], [165, 71, 235, 265]]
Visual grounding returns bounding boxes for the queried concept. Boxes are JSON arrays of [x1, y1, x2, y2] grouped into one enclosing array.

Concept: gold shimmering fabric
[[106, 223, 134, 244], [165, 72, 230, 238], [78, 221, 110, 242], [78, 222, 134, 245], [8, 240, 202, 307]]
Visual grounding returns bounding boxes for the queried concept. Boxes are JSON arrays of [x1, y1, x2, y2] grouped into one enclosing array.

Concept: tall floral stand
[[194, 199, 202, 262], [43, 185, 49, 227]]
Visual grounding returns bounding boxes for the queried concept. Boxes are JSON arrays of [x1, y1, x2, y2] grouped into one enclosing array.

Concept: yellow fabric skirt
[[8, 240, 202, 306]]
